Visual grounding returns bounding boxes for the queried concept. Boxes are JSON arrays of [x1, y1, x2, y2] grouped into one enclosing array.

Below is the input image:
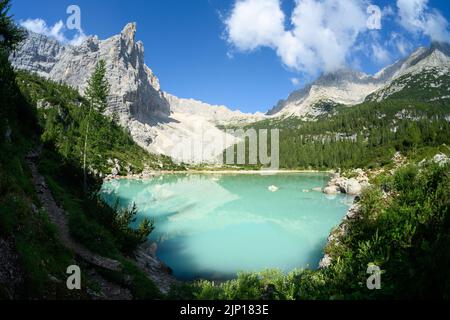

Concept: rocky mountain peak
[[121, 22, 137, 41], [315, 68, 372, 86], [430, 41, 450, 56], [120, 23, 138, 55], [10, 22, 170, 133]]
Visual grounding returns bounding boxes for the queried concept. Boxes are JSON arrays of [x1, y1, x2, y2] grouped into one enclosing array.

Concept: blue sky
[[10, 0, 450, 113]]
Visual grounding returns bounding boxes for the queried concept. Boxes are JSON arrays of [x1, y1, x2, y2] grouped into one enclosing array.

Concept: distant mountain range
[[10, 23, 450, 163], [268, 41, 450, 118]]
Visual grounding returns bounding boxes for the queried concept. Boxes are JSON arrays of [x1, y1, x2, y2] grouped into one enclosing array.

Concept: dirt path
[[26, 150, 122, 273]]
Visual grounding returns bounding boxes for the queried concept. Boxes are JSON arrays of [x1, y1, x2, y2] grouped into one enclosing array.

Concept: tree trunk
[[83, 108, 92, 193]]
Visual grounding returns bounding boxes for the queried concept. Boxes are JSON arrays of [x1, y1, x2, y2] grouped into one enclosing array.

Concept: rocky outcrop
[[11, 24, 170, 127], [323, 169, 369, 196], [432, 153, 450, 167], [319, 169, 370, 268], [134, 242, 177, 295], [418, 153, 450, 168]]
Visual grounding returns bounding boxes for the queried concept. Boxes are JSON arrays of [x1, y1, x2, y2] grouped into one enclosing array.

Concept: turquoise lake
[[101, 173, 353, 280]]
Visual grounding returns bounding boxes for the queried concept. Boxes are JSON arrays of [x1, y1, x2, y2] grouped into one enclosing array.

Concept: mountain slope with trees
[[1, 0, 174, 299]]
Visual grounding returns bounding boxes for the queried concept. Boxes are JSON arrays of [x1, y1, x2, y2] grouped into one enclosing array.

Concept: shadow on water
[[153, 234, 229, 281], [154, 233, 332, 281], [305, 237, 330, 269]]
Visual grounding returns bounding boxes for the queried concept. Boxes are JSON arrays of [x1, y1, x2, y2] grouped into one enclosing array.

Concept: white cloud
[[371, 43, 391, 65], [382, 5, 396, 17], [225, 0, 285, 51], [225, 0, 450, 77], [397, 0, 450, 43], [290, 77, 300, 86], [389, 32, 412, 56], [20, 18, 88, 46], [225, 0, 369, 76]]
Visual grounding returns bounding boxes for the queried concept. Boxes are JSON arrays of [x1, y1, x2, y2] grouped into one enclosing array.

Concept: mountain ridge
[[267, 42, 450, 118]]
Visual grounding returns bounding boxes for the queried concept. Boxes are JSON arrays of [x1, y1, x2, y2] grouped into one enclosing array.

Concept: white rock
[[433, 153, 450, 166], [324, 186, 340, 195], [319, 254, 332, 269], [345, 179, 362, 196], [268, 185, 279, 192]]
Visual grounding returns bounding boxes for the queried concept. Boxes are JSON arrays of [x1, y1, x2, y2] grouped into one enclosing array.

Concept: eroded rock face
[[11, 23, 170, 127]]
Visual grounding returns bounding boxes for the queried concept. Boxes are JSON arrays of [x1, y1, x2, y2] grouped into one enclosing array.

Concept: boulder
[[433, 153, 450, 166], [319, 254, 332, 269], [345, 204, 361, 220], [345, 179, 362, 196], [324, 185, 340, 195]]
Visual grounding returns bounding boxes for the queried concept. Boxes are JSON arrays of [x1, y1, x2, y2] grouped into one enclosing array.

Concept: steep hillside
[[1, 47, 169, 299], [15, 71, 178, 176]]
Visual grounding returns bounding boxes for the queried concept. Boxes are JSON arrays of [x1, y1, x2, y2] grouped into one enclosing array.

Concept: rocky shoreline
[[323, 168, 370, 196], [103, 164, 334, 181], [318, 153, 450, 269], [134, 242, 178, 295], [318, 168, 370, 269], [319, 201, 361, 269]]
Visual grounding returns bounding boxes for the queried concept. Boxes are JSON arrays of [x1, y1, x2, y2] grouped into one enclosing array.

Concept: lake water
[[101, 173, 353, 280]]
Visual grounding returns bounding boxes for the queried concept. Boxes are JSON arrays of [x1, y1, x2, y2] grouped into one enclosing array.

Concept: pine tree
[[0, 0, 26, 53], [1, 0, 25, 138], [84, 60, 110, 114], [82, 60, 110, 192]]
